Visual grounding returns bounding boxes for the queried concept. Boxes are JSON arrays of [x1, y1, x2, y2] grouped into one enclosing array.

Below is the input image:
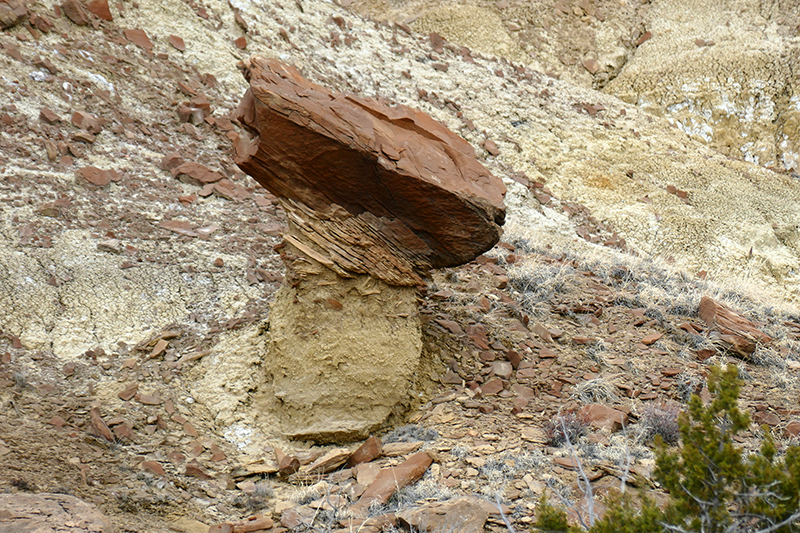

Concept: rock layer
[[264, 241, 422, 442], [233, 56, 505, 286]]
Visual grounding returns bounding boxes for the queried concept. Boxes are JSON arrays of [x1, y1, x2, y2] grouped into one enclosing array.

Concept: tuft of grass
[[545, 410, 591, 447], [570, 378, 619, 404], [383, 424, 439, 443], [641, 401, 681, 444]]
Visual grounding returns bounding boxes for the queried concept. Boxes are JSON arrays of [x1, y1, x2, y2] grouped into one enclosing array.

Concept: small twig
[[494, 493, 516, 533]]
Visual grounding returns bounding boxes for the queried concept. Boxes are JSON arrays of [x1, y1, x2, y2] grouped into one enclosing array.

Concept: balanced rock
[[231, 57, 505, 442], [233, 56, 505, 286]]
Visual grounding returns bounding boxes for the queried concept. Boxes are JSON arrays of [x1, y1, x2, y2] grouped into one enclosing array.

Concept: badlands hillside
[[1, 0, 800, 531]]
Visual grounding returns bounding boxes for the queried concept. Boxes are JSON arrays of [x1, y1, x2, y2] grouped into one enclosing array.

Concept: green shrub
[[534, 365, 800, 533]]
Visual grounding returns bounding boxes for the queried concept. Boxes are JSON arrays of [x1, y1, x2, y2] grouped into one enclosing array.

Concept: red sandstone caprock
[[232, 56, 505, 286]]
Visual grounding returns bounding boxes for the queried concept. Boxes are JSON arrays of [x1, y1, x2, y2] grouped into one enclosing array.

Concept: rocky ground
[[2, 0, 800, 531]]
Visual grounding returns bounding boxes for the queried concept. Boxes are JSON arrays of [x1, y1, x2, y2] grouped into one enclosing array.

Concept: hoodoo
[[232, 56, 505, 441]]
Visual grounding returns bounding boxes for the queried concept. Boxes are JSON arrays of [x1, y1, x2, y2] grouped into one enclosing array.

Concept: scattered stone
[[0, 0, 27, 29], [0, 493, 112, 532], [482, 138, 500, 156], [274, 447, 300, 478], [97, 238, 122, 254], [60, 0, 89, 25], [89, 406, 114, 441], [118, 382, 138, 401], [641, 332, 663, 345], [76, 166, 112, 187], [173, 162, 224, 186], [301, 447, 351, 475], [346, 435, 382, 467], [699, 296, 771, 357], [481, 378, 504, 395], [353, 452, 432, 511], [86, 0, 112, 21], [786, 420, 800, 438], [397, 496, 489, 533], [169, 34, 185, 51], [579, 404, 628, 432], [124, 28, 153, 50], [141, 460, 166, 476], [381, 441, 423, 456], [39, 107, 60, 124], [234, 36, 247, 49]]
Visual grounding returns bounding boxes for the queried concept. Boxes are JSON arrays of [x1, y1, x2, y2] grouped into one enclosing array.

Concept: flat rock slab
[[0, 492, 113, 532], [233, 57, 505, 286], [397, 496, 490, 533]]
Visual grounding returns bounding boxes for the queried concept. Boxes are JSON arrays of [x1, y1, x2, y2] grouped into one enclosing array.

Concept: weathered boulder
[[0, 492, 113, 532], [233, 56, 505, 286]]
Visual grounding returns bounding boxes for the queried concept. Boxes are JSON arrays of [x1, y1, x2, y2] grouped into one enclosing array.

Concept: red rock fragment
[[234, 36, 246, 49], [641, 332, 662, 345], [578, 404, 627, 432], [699, 296, 771, 358], [583, 58, 600, 74], [168, 34, 185, 51], [123, 28, 153, 50], [275, 447, 300, 477], [353, 452, 432, 511], [39, 107, 60, 124], [76, 166, 111, 187], [71, 111, 103, 133], [141, 460, 166, 476], [136, 393, 162, 405], [786, 420, 800, 438], [481, 378, 504, 395], [346, 435, 382, 467], [185, 460, 213, 479], [159, 219, 197, 237], [90, 406, 114, 441], [635, 30, 652, 46], [86, 0, 111, 20], [482, 139, 500, 156], [118, 382, 138, 401], [183, 422, 198, 437], [173, 162, 224, 186], [60, 0, 89, 25], [0, 0, 28, 30]]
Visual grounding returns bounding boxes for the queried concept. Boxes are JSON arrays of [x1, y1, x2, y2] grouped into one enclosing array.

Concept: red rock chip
[[60, 0, 90, 25], [76, 166, 111, 186], [39, 107, 60, 124], [234, 36, 247, 49], [123, 28, 153, 50], [172, 162, 224, 186], [641, 332, 663, 345], [482, 139, 500, 156], [141, 460, 166, 476], [185, 461, 213, 479], [118, 383, 138, 401], [86, 0, 112, 21], [168, 34, 185, 51], [159, 219, 197, 237]]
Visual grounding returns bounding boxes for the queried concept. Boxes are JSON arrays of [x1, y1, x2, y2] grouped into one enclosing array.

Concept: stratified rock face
[[265, 242, 422, 442], [233, 56, 506, 286], [0, 493, 113, 532]]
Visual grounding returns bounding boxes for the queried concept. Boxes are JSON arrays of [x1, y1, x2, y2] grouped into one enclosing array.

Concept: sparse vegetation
[[535, 366, 800, 532], [545, 410, 591, 447], [382, 424, 439, 443], [640, 401, 681, 444]]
